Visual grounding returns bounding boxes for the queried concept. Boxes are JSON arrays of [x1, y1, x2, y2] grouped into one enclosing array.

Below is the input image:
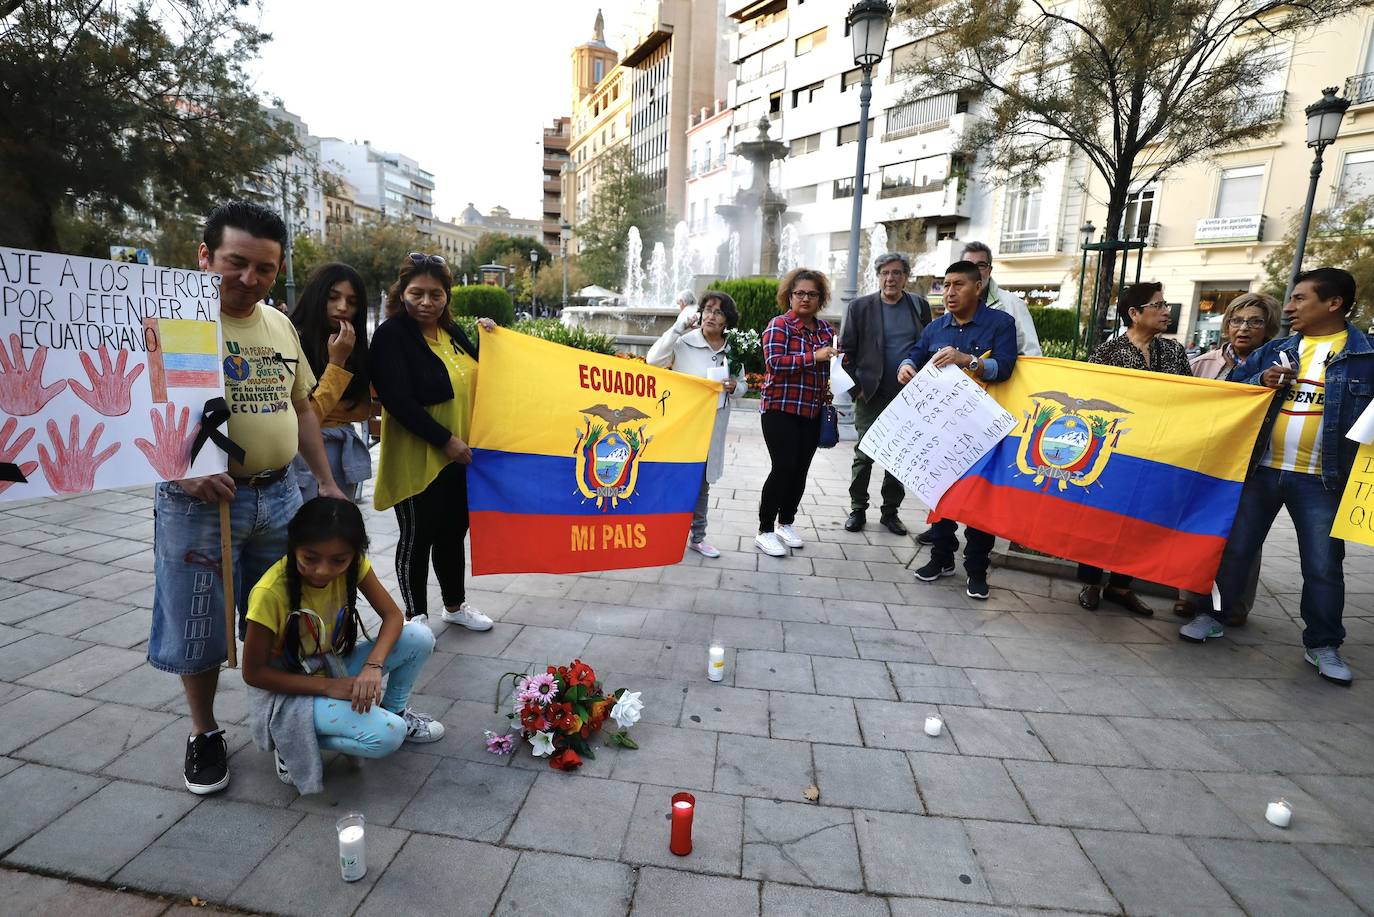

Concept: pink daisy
[[483, 730, 516, 755], [517, 672, 558, 706]]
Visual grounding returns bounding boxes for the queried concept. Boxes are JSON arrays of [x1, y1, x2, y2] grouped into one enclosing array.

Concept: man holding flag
[[1180, 268, 1369, 686]]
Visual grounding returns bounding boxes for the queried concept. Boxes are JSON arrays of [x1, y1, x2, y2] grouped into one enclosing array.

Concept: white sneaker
[[754, 532, 787, 556], [402, 708, 446, 743], [775, 524, 804, 548], [441, 603, 493, 631], [689, 541, 721, 558], [273, 748, 292, 785]]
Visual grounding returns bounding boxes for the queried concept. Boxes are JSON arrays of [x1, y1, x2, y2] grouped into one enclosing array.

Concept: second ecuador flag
[[467, 326, 720, 574], [933, 357, 1273, 593]]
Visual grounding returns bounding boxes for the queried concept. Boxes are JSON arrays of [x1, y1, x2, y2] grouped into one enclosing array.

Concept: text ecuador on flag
[[467, 327, 720, 574], [933, 358, 1272, 593]]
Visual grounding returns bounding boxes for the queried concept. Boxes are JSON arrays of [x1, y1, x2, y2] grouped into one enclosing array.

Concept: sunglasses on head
[[407, 252, 446, 267]]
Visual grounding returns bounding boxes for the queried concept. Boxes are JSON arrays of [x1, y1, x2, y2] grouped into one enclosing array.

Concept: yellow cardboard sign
[[1332, 440, 1374, 545]]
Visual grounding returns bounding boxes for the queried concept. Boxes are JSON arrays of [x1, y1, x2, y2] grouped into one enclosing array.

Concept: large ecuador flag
[[933, 357, 1272, 592], [467, 326, 720, 574]]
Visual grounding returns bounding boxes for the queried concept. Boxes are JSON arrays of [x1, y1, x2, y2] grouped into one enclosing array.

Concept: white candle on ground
[[707, 646, 725, 682], [924, 715, 943, 737], [1265, 799, 1292, 828], [337, 816, 367, 881]]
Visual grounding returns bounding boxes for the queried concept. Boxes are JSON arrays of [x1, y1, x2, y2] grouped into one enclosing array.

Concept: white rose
[[610, 690, 644, 730]]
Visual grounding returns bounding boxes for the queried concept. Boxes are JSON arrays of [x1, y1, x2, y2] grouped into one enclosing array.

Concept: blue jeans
[[313, 621, 435, 758], [149, 476, 302, 675], [1215, 465, 1345, 649]]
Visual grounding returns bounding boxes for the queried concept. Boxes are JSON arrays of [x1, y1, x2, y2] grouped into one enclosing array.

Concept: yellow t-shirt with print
[[1264, 330, 1348, 475], [247, 554, 372, 669], [373, 333, 477, 511], [221, 305, 317, 475]]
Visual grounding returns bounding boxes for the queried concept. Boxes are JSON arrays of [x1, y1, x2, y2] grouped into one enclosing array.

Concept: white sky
[[248, 0, 647, 222]]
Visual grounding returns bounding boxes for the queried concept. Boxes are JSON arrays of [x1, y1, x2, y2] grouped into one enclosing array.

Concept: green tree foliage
[[457, 233, 552, 280], [1, 1, 295, 250], [575, 146, 669, 290], [708, 278, 781, 335], [452, 285, 516, 326], [1028, 306, 1080, 343], [533, 256, 591, 304], [323, 220, 431, 308], [894, 0, 1374, 348], [1262, 195, 1374, 316]]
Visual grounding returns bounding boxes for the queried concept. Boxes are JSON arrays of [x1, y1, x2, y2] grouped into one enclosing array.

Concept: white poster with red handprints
[[0, 247, 230, 502]]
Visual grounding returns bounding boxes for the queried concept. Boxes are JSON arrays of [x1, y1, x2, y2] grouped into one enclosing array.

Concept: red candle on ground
[[669, 792, 695, 856]]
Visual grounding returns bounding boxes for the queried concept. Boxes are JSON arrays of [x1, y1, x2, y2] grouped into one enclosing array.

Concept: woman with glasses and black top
[[370, 253, 495, 631], [754, 268, 838, 558]]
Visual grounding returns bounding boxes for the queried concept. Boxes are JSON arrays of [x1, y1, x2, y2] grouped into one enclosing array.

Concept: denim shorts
[[149, 474, 303, 675]]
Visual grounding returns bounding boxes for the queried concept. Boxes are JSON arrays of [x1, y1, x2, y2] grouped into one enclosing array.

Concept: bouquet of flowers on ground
[[725, 327, 761, 375], [487, 658, 642, 770]]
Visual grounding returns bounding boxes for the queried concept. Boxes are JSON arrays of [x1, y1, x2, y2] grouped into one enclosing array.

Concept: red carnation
[[549, 748, 583, 770]]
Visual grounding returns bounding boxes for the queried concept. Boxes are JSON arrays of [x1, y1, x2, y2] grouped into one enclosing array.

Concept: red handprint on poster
[[134, 403, 198, 480], [0, 417, 38, 495], [70, 347, 145, 416], [37, 416, 121, 494], [0, 334, 67, 416]]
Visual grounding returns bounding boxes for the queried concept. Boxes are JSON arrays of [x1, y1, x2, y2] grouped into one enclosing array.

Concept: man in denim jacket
[[1180, 268, 1370, 685]]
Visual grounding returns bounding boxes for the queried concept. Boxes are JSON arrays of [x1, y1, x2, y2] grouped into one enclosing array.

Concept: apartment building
[[991, 12, 1374, 344], [726, 1, 995, 285], [567, 13, 631, 253], [542, 117, 571, 250], [317, 138, 436, 235], [684, 99, 738, 269], [260, 106, 326, 239]]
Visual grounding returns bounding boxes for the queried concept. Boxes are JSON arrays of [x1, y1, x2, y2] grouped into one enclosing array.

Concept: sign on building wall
[[1194, 215, 1264, 243]]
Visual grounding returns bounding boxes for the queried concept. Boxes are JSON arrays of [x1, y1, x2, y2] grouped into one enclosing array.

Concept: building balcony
[[877, 176, 968, 218], [999, 231, 1052, 255], [732, 18, 789, 63], [1194, 214, 1264, 244], [1346, 71, 1374, 104], [1233, 91, 1286, 127], [881, 93, 961, 141], [729, 63, 786, 109]]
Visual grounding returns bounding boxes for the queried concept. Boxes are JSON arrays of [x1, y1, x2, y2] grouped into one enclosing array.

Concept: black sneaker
[[184, 730, 229, 795], [966, 574, 990, 600], [914, 559, 955, 581], [915, 527, 936, 545]]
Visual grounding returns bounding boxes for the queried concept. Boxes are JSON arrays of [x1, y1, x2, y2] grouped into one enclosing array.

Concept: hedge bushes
[[451, 285, 515, 326], [448, 315, 615, 355], [1028, 306, 1079, 344], [708, 278, 780, 336]]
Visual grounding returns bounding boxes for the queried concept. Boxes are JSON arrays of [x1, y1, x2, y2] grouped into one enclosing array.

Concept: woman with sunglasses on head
[[647, 289, 746, 559], [369, 253, 495, 631], [1172, 291, 1281, 619], [289, 262, 373, 502], [754, 268, 838, 558]]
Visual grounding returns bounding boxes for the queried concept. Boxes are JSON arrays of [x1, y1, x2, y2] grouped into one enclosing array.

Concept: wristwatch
[[967, 356, 981, 374]]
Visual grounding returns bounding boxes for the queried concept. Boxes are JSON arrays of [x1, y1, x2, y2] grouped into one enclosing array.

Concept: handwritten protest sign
[[0, 247, 228, 502], [859, 362, 1016, 509], [1332, 441, 1374, 545]]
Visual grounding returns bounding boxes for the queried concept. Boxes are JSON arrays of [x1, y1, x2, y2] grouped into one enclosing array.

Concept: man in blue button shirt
[[898, 260, 1019, 599]]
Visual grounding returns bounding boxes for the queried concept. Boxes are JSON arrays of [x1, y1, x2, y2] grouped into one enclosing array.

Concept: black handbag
[[817, 402, 839, 449]]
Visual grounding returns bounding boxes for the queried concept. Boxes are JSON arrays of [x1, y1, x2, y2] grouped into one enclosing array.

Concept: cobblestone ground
[[1, 410, 1372, 916]]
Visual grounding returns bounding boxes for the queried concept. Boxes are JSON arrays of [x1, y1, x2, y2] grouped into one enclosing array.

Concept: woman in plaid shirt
[[755, 268, 839, 557]]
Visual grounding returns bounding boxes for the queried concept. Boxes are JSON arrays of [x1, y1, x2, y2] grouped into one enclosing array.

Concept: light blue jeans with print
[[312, 620, 435, 758]]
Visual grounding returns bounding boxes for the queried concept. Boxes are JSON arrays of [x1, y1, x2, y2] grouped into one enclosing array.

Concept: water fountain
[[861, 223, 889, 295], [714, 118, 792, 277], [777, 224, 802, 277], [624, 226, 644, 305], [726, 232, 741, 280], [647, 243, 668, 309], [670, 221, 693, 298]]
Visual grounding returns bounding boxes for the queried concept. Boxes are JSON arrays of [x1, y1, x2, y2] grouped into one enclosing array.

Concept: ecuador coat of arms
[[1015, 390, 1132, 491], [573, 403, 654, 510]]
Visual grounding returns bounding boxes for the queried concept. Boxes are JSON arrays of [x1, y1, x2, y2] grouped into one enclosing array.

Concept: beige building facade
[[992, 13, 1374, 345], [567, 14, 631, 254]]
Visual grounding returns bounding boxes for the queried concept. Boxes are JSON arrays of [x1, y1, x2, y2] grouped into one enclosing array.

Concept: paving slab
[[907, 751, 1031, 823], [494, 851, 636, 917], [1003, 760, 1143, 831], [963, 819, 1119, 914], [761, 883, 889, 917], [505, 771, 638, 858], [0, 762, 107, 854], [853, 810, 990, 902], [0, 868, 167, 917], [1187, 837, 1364, 917], [13, 702, 175, 771], [392, 757, 535, 842], [1075, 829, 1242, 917], [742, 798, 863, 891], [629, 866, 759, 917], [0, 687, 100, 755], [355, 833, 517, 917], [621, 785, 743, 875], [714, 734, 814, 800], [814, 744, 922, 813]]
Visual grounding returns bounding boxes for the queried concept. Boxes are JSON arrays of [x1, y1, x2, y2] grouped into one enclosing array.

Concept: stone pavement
[[1, 409, 1373, 916]]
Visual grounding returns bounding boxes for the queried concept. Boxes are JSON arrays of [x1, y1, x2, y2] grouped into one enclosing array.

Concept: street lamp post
[[842, 0, 894, 307], [560, 222, 572, 312], [1282, 86, 1351, 335], [530, 249, 540, 317], [1072, 221, 1096, 360]]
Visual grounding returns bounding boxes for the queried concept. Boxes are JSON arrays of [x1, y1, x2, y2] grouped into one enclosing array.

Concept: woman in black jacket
[[370, 253, 493, 630]]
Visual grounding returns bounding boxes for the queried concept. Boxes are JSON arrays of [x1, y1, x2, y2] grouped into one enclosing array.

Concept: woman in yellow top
[[289, 262, 374, 501], [243, 497, 443, 792], [370, 253, 494, 629]]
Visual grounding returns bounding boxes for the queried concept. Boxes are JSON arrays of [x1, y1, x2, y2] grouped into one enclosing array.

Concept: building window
[[833, 176, 869, 199], [704, 141, 712, 166], [1121, 184, 1157, 240], [689, 201, 698, 230], [837, 121, 874, 145], [829, 231, 850, 250], [1337, 150, 1374, 207], [841, 67, 863, 92], [795, 27, 827, 56], [788, 184, 817, 204], [792, 80, 824, 108], [789, 133, 821, 156], [890, 38, 932, 78], [594, 60, 604, 82], [1003, 186, 1045, 246], [880, 160, 915, 197], [1215, 165, 1264, 217], [769, 91, 782, 118]]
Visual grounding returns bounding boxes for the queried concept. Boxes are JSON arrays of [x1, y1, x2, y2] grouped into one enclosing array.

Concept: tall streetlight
[[560, 221, 572, 312], [530, 249, 540, 317], [1282, 86, 1351, 335], [1072, 221, 1096, 360], [842, 0, 894, 307]]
